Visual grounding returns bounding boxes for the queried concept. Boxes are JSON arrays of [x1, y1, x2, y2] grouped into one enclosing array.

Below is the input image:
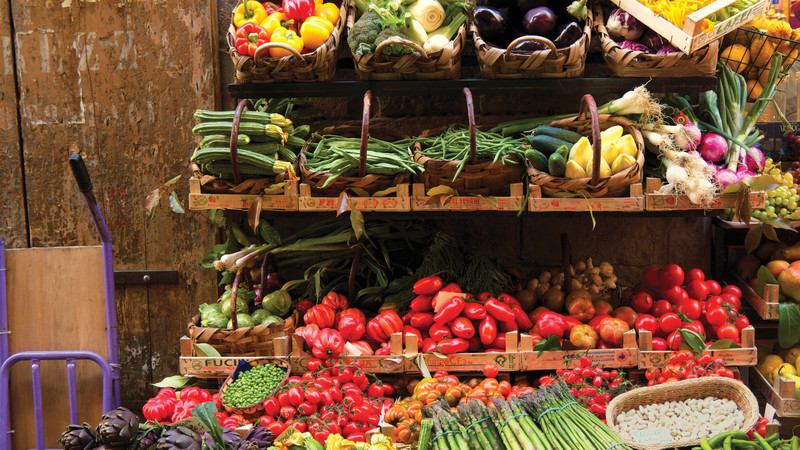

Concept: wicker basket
[[527, 94, 644, 198], [298, 90, 413, 196], [471, 15, 591, 79], [192, 99, 294, 195], [346, 5, 465, 80], [219, 358, 290, 416], [606, 377, 759, 450], [227, 0, 347, 83], [593, 3, 719, 77], [413, 88, 523, 196]]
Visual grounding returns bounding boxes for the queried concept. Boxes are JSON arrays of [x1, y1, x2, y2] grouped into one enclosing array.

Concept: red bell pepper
[[463, 302, 487, 320], [479, 316, 497, 346], [262, 1, 280, 15], [437, 338, 470, 354], [433, 295, 465, 324], [365, 310, 403, 343], [450, 317, 475, 339], [234, 22, 269, 57], [336, 308, 366, 342], [304, 304, 336, 329], [430, 323, 452, 342], [409, 312, 435, 329], [409, 295, 434, 312], [283, 0, 315, 21], [484, 298, 516, 322], [312, 328, 346, 359]]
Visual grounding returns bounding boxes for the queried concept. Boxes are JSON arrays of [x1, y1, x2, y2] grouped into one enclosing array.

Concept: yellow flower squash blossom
[[640, 0, 715, 30]]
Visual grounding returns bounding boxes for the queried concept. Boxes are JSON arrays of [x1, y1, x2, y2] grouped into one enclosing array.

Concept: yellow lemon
[[758, 354, 783, 378]]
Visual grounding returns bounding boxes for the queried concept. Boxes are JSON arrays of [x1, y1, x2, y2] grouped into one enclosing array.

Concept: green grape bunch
[[752, 158, 799, 221]]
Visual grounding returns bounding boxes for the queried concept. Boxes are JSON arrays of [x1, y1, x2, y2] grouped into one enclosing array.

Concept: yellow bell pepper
[[234, 1, 267, 28], [262, 11, 296, 36], [314, 3, 340, 26], [300, 16, 334, 51], [270, 27, 304, 57]]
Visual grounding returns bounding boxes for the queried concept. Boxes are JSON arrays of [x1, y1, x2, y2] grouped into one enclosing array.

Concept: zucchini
[[192, 147, 280, 171], [292, 124, 311, 139], [286, 135, 308, 149], [192, 121, 287, 140], [278, 146, 298, 163], [200, 134, 249, 148], [548, 152, 566, 177], [533, 125, 583, 144], [199, 143, 282, 155], [524, 149, 548, 172], [193, 109, 292, 127], [525, 135, 573, 155]]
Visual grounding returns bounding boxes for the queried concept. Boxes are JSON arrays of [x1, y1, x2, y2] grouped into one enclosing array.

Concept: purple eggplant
[[513, 0, 548, 21], [510, 39, 549, 51], [523, 6, 557, 36], [474, 6, 514, 47], [552, 21, 582, 48]]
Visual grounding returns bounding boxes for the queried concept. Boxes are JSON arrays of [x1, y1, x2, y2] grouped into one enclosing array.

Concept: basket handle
[[253, 41, 305, 63], [374, 37, 429, 61], [359, 90, 372, 178], [230, 99, 254, 185], [504, 35, 557, 55], [576, 94, 602, 186], [463, 87, 477, 164]]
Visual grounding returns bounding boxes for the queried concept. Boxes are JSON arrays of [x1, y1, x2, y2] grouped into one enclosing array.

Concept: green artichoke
[[156, 426, 204, 449], [97, 407, 139, 447], [237, 427, 274, 449], [57, 422, 98, 450]]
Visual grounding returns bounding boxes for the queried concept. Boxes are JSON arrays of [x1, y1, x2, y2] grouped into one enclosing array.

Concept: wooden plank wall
[[0, 0, 221, 436]]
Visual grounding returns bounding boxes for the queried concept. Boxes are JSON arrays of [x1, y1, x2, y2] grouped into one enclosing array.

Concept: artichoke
[[135, 426, 162, 449], [237, 427, 274, 449], [58, 423, 98, 450], [96, 407, 139, 446], [156, 426, 204, 449]]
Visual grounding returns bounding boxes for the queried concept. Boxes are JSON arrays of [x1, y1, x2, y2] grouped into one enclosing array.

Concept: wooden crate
[[637, 326, 757, 368], [750, 366, 800, 417], [289, 333, 406, 374], [178, 336, 291, 378], [528, 183, 644, 212], [607, 0, 770, 54], [403, 332, 521, 373], [740, 277, 782, 320], [297, 183, 411, 212], [188, 177, 299, 211], [518, 330, 638, 370], [645, 178, 766, 211], [410, 183, 524, 212]]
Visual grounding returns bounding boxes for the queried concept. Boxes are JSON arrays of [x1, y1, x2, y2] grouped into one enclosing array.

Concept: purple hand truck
[[0, 154, 121, 449]]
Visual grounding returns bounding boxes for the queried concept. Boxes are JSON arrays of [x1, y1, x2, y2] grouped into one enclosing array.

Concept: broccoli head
[[348, 11, 383, 56], [373, 27, 413, 57]]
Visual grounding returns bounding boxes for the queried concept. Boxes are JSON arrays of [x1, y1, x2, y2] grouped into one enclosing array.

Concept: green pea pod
[[724, 435, 733, 450], [710, 432, 735, 448], [755, 433, 774, 450], [700, 437, 713, 450]]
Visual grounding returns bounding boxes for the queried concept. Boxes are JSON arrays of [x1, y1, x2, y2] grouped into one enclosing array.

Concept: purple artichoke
[[58, 423, 98, 450], [156, 427, 203, 450], [237, 427, 274, 449], [97, 407, 139, 447]]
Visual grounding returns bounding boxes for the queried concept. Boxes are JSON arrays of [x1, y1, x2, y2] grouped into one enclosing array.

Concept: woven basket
[[227, 0, 347, 83], [527, 94, 644, 198], [471, 16, 591, 79], [606, 377, 759, 450], [192, 99, 294, 194], [412, 88, 523, 196], [298, 90, 412, 196], [346, 5, 465, 80], [219, 358, 290, 416], [593, 3, 719, 77]]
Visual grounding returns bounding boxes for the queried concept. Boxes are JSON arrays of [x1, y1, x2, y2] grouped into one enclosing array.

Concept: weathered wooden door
[[0, 1, 219, 447]]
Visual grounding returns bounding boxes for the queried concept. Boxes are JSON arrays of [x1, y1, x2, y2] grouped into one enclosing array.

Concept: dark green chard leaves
[[779, 303, 800, 348]]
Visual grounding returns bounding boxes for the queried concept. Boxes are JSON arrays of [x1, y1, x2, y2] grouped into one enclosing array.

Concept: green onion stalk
[[700, 54, 789, 171]]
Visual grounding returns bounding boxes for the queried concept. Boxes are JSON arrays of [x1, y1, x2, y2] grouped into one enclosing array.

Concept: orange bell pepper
[[269, 27, 304, 57], [299, 16, 333, 51], [313, 3, 340, 26]]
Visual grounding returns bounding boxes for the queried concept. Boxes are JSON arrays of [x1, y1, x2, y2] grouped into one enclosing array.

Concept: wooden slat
[[7, 247, 107, 450], [0, 3, 26, 247]]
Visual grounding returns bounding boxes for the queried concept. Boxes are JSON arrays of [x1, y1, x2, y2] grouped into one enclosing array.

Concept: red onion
[[674, 122, 702, 151], [698, 133, 727, 163], [606, 9, 644, 41], [743, 147, 765, 172], [715, 168, 740, 188]]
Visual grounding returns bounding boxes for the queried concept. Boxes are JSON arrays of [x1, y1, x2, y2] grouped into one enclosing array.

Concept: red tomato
[[705, 280, 722, 296], [652, 300, 673, 317], [676, 299, 702, 321], [266, 421, 286, 437], [658, 313, 682, 335], [706, 295, 724, 309], [721, 285, 742, 298], [642, 266, 662, 290], [720, 293, 741, 311], [659, 264, 685, 287], [716, 323, 740, 342], [667, 330, 683, 350], [631, 292, 654, 313], [635, 314, 658, 335], [651, 337, 669, 350], [663, 286, 689, 305], [686, 268, 705, 283], [706, 306, 728, 326], [483, 364, 499, 378], [597, 318, 629, 347], [681, 320, 705, 336], [612, 306, 639, 328], [734, 315, 750, 331], [686, 279, 710, 301], [589, 314, 612, 334]]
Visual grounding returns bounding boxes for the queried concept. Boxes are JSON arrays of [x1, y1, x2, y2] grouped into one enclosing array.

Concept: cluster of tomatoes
[[253, 358, 393, 445], [644, 351, 737, 385], [624, 264, 748, 350], [386, 366, 536, 444], [537, 357, 635, 421]]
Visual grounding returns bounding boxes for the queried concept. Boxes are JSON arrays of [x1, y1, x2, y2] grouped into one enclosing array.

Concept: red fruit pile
[[627, 264, 748, 351], [644, 350, 737, 385], [142, 387, 218, 424], [402, 276, 532, 354], [296, 291, 375, 359]]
